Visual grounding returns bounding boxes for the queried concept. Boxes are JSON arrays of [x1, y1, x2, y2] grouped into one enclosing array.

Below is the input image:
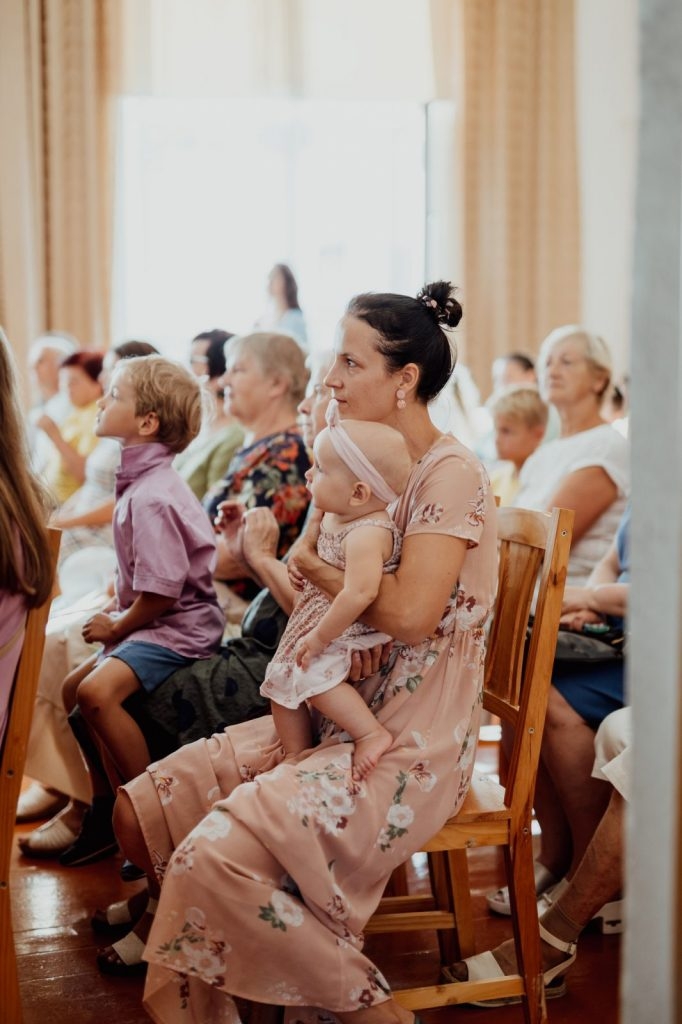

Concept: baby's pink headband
[[325, 399, 398, 505]]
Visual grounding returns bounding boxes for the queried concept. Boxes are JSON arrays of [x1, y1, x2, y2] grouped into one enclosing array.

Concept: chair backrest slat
[[483, 507, 573, 814]]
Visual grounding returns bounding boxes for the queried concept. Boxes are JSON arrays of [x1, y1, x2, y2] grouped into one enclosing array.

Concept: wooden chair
[[0, 528, 61, 1024], [366, 506, 573, 1024]]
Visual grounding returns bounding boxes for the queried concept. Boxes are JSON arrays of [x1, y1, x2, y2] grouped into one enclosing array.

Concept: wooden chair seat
[[367, 507, 574, 1023]]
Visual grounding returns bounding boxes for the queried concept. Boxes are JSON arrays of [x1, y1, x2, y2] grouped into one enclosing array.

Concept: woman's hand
[[241, 507, 279, 567], [214, 500, 245, 535], [214, 500, 247, 575], [82, 612, 120, 645], [559, 609, 603, 632], [348, 641, 393, 682]]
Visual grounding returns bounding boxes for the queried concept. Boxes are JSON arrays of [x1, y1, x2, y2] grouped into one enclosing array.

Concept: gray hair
[[538, 325, 613, 396], [231, 332, 310, 406]]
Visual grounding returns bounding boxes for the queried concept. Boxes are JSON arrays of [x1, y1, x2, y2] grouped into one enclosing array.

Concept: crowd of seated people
[[17, 329, 311, 863], [8, 285, 632, 1019]]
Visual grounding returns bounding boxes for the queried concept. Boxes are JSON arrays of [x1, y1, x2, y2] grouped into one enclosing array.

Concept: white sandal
[[17, 805, 81, 858], [96, 898, 158, 977], [441, 924, 577, 1006], [485, 861, 558, 916]]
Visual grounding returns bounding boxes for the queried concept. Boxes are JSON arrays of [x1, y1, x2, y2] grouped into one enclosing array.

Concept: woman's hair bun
[[417, 281, 463, 329]]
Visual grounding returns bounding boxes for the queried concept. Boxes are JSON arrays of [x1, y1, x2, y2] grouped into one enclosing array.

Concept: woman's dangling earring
[[396, 388, 406, 410]]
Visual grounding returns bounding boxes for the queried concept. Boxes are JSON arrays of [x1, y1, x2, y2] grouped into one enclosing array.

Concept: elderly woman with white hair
[[487, 325, 629, 923], [512, 325, 629, 585]]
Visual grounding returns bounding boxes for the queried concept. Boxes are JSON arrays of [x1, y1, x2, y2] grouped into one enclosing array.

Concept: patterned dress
[[124, 434, 497, 1024], [202, 430, 311, 600], [261, 518, 401, 708]]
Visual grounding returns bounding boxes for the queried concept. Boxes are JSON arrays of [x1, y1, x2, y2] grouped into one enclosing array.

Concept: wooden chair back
[[367, 507, 573, 1023], [485, 506, 573, 821], [0, 528, 61, 1024]]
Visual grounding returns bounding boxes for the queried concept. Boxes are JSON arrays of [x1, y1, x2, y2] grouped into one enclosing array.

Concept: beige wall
[[576, 0, 639, 375]]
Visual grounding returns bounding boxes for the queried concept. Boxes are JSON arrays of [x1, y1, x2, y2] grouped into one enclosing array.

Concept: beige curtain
[[430, 0, 581, 394], [0, 0, 120, 398]]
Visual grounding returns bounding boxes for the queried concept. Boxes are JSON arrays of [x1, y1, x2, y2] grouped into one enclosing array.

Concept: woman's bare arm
[[545, 466, 618, 544], [562, 537, 629, 619], [52, 498, 115, 530]]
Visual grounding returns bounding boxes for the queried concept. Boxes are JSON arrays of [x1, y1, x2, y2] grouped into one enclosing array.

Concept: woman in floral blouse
[[110, 281, 498, 1024], [202, 331, 311, 602]]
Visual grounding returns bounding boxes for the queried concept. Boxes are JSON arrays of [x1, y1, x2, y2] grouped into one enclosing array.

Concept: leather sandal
[[16, 783, 69, 823], [91, 890, 149, 935], [486, 861, 558, 916], [96, 897, 158, 977], [440, 923, 577, 1007], [97, 932, 148, 977], [17, 805, 81, 858]]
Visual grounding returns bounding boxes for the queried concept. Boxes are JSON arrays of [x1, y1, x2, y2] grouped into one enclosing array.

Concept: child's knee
[[76, 675, 106, 715]]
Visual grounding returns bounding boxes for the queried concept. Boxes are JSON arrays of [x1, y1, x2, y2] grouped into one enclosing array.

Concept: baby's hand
[[295, 632, 325, 670], [82, 612, 120, 645]]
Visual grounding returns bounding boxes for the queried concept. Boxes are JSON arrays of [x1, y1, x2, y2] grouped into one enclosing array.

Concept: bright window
[[112, 97, 426, 360]]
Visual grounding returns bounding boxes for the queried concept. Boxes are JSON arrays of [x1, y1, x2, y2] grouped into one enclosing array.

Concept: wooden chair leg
[[426, 849, 471, 965], [447, 848, 476, 959], [384, 862, 410, 897], [0, 888, 22, 1024], [505, 843, 547, 1024]]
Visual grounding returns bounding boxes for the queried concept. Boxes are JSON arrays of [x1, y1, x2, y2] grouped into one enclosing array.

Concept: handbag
[[553, 623, 625, 664]]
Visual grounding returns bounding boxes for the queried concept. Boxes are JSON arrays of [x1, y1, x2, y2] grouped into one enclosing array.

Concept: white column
[[624, 2, 682, 1021]]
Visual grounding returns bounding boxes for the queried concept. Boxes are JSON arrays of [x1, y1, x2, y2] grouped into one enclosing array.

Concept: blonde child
[[62, 356, 224, 792], [261, 398, 412, 780], [488, 385, 548, 505]]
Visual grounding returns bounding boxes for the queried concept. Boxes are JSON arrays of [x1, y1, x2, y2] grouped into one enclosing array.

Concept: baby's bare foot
[[352, 727, 392, 781]]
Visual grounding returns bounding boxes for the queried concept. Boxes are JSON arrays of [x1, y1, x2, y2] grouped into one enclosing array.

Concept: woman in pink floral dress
[[112, 280, 498, 1024]]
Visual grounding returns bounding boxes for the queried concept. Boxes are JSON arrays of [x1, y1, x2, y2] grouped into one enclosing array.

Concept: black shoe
[[120, 858, 146, 882], [58, 807, 118, 867]]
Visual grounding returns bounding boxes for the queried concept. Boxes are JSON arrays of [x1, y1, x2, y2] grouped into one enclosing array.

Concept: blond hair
[[120, 355, 204, 454], [231, 332, 310, 406], [489, 385, 549, 430], [538, 325, 613, 398], [0, 329, 55, 605], [336, 419, 413, 499]]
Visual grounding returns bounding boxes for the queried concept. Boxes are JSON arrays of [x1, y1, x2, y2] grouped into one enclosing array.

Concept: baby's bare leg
[[271, 702, 314, 760], [310, 683, 392, 781]]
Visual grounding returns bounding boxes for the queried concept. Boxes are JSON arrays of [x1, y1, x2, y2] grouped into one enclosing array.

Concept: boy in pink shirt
[[62, 356, 224, 790]]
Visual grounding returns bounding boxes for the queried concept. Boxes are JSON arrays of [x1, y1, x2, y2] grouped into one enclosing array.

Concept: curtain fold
[[0, 0, 579, 402], [0, 0, 120, 391], [430, 0, 581, 394]]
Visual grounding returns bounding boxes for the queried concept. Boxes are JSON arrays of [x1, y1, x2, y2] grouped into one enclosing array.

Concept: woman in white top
[[514, 325, 629, 585], [486, 325, 629, 922]]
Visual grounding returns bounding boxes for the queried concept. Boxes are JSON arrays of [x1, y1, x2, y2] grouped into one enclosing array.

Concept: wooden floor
[[11, 742, 621, 1024]]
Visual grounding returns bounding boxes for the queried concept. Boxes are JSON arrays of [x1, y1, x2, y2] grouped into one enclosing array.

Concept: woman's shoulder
[[416, 433, 488, 478], [394, 434, 492, 531]]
